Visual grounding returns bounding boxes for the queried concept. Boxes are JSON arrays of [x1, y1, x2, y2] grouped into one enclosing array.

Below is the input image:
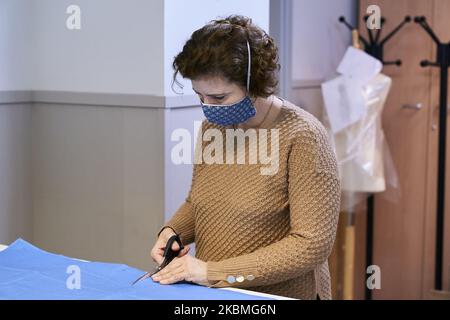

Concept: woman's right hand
[[151, 227, 190, 265]]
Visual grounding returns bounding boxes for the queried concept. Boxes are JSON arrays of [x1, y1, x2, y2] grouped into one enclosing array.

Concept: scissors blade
[[131, 267, 159, 285]]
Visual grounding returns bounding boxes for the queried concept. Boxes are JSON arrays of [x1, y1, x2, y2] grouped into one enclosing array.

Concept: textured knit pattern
[[160, 99, 341, 300]]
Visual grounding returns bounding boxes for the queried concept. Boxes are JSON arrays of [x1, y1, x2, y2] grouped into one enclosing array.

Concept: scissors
[[131, 233, 184, 285]]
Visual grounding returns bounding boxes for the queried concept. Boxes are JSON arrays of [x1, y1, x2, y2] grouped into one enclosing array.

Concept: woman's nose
[[200, 96, 214, 104], [203, 98, 215, 104]]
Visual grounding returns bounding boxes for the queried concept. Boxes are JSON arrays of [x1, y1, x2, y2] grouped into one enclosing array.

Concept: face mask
[[200, 40, 256, 126]]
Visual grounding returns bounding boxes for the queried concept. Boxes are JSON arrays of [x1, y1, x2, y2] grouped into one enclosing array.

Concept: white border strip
[[221, 287, 296, 300]]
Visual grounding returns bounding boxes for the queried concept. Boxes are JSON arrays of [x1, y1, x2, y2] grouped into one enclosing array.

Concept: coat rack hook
[[338, 15, 411, 67]]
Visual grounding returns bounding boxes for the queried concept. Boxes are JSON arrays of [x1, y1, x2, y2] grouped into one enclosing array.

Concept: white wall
[[0, 0, 33, 90], [289, 0, 357, 119], [291, 0, 355, 83], [31, 0, 164, 95]]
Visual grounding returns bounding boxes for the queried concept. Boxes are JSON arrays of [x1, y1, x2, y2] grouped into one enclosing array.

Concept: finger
[[171, 242, 180, 251], [160, 272, 187, 285], [151, 247, 163, 257], [155, 239, 167, 250], [151, 249, 165, 265], [153, 264, 184, 282], [157, 267, 185, 284], [178, 246, 190, 257], [154, 254, 164, 265], [153, 259, 182, 279], [151, 244, 164, 256]]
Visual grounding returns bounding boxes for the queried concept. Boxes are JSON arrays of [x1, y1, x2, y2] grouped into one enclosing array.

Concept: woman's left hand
[[151, 255, 210, 286]]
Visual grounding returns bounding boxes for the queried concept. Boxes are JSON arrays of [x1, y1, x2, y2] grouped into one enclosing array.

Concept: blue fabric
[[201, 95, 256, 126], [0, 239, 271, 300]]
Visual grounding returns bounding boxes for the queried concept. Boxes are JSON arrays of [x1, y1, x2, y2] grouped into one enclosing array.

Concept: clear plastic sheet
[[322, 73, 400, 212]]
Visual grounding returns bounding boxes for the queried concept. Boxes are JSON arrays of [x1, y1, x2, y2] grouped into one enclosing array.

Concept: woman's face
[[191, 76, 247, 105]]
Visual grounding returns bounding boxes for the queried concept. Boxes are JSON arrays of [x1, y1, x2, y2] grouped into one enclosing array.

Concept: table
[[0, 241, 293, 300]]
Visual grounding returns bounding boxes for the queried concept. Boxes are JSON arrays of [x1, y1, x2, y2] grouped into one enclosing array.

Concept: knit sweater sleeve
[[206, 121, 341, 288], [157, 121, 206, 245], [157, 200, 196, 246]]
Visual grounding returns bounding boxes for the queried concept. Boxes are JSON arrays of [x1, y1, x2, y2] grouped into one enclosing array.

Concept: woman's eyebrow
[[192, 88, 230, 96]]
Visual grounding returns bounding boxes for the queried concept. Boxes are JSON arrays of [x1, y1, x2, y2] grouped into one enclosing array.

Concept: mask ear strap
[[246, 40, 251, 95]]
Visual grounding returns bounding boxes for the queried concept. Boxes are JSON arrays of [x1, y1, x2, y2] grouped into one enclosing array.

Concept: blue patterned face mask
[[201, 95, 256, 126], [200, 40, 256, 126]]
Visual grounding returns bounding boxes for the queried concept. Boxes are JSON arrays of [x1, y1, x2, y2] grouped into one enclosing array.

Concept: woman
[[150, 14, 341, 300]]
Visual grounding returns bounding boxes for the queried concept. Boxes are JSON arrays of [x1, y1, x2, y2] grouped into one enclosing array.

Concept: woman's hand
[[150, 227, 190, 265], [151, 255, 210, 286]]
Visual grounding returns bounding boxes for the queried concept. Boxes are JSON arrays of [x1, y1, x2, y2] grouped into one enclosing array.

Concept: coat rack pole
[[365, 194, 374, 299], [435, 64, 447, 290], [414, 16, 448, 291]]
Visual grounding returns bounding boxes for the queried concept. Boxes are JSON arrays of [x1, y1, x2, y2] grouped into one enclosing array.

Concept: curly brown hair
[[171, 14, 280, 98]]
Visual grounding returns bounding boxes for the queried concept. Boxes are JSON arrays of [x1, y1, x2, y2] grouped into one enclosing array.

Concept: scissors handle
[[160, 234, 184, 269], [131, 233, 184, 285]]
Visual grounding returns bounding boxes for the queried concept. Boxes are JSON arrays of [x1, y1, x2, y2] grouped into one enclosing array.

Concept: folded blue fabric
[[0, 239, 271, 300]]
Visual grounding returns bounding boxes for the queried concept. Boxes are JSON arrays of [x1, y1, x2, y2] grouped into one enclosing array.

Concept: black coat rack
[[338, 15, 411, 300], [339, 15, 411, 65], [414, 16, 449, 292]]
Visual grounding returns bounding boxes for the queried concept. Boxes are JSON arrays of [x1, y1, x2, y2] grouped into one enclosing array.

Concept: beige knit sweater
[[159, 97, 341, 300]]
